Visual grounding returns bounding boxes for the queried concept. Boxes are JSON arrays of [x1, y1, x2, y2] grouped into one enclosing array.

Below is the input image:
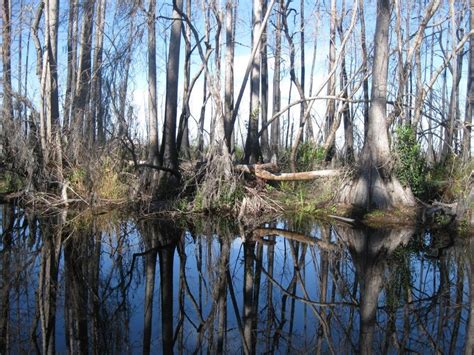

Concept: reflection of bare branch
[[226, 269, 250, 354], [253, 227, 340, 251], [259, 265, 357, 308]]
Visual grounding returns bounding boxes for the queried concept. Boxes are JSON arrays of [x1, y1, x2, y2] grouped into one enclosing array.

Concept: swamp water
[[0, 204, 473, 354]]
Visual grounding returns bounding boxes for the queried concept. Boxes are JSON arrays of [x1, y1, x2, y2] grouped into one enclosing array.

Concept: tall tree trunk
[[271, 2, 282, 162], [260, 0, 270, 162], [2, 0, 13, 124], [177, 0, 192, 158], [224, 0, 235, 151], [72, 0, 94, 144], [442, 0, 459, 159], [147, 0, 159, 167], [244, 0, 263, 163], [339, 6, 354, 164], [464, 0, 474, 159], [90, 0, 106, 144], [340, 0, 415, 210], [281, 0, 308, 171], [324, 0, 337, 162], [64, 0, 79, 131], [359, 0, 369, 141], [159, 0, 183, 191], [198, 4, 210, 157]]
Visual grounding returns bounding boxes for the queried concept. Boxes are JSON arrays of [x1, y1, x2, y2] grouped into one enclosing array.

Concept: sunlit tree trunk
[[64, 0, 79, 131], [159, 0, 183, 191], [177, 0, 192, 158], [359, 0, 369, 140], [224, 0, 236, 151], [90, 0, 106, 144], [2, 0, 13, 125], [260, 0, 270, 162], [340, 0, 415, 210], [464, 0, 474, 159], [271, 1, 282, 162], [324, 0, 337, 162], [442, 0, 460, 159], [147, 0, 159, 171], [72, 0, 94, 143], [244, 0, 263, 163], [198, 4, 210, 157]]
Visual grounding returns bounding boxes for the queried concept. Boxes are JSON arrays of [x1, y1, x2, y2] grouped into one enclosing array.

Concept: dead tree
[[464, 0, 474, 159], [339, 0, 415, 210], [244, 0, 263, 163], [147, 0, 159, 170], [271, 1, 282, 161], [159, 0, 183, 191]]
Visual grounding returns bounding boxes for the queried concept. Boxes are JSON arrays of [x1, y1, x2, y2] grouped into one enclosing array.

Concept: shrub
[[394, 125, 428, 199]]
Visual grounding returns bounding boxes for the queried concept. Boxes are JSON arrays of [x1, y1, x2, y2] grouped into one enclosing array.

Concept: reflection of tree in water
[[1, 209, 473, 353]]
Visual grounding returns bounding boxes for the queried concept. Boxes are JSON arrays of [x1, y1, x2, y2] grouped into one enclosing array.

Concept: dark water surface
[[0, 204, 473, 354]]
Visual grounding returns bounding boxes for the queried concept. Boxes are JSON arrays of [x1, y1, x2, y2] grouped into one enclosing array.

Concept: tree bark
[[147, 0, 159, 167], [339, 0, 415, 210], [72, 0, 94, 143], [464, 0, 474, 159], [177, 0, 192, 158], [224, 0, 236, 151], [324, 0, 337, 162], [260, 0, 270, 162], [244, 0, 263, 163], [90, 0, 106, 144], [271, 1, 282, 162], [359, 0, 369, 141], [2, 0, 13, 124], [159, 0, 183, 191], [64, 0, 79, 131]]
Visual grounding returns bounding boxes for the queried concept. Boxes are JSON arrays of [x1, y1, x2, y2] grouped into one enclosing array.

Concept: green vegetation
[[394, 125, 428, 199], [395, 125, 473, 204], [0, 171, 25, 193]]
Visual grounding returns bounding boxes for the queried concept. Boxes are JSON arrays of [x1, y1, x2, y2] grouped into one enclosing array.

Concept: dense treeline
[[0, 0, 473, 211]]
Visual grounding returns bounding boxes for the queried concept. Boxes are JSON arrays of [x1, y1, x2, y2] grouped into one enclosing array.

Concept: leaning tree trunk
[[339, 0, 415, 210]]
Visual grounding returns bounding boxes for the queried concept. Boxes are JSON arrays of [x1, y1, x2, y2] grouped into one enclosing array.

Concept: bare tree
[[244, 0, 263, 163], [464, 0, 474, 159], [271, 2, 282, 161], [177, 0, 192, 158], [72, 0, 95, 145], [90, 0, 106, 144], [159, 0, 183, 191], [340, 0, 415, 209], [147, 0, 159, 170], [2, 0, 13, 124]]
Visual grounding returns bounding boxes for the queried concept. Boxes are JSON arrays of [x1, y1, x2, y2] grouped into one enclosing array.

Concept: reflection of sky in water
[[0, 205, 471, 353]]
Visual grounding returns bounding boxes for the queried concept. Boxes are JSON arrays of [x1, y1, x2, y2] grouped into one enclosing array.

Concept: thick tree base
[[338, 165, 416, 211]]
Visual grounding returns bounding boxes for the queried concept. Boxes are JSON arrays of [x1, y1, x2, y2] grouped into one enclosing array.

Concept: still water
[[0, 204, 473, 354]]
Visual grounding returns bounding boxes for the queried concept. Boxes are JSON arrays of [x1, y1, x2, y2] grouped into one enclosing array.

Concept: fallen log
[[234, 163, 280, 174], [253, 169, 340, 181]]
